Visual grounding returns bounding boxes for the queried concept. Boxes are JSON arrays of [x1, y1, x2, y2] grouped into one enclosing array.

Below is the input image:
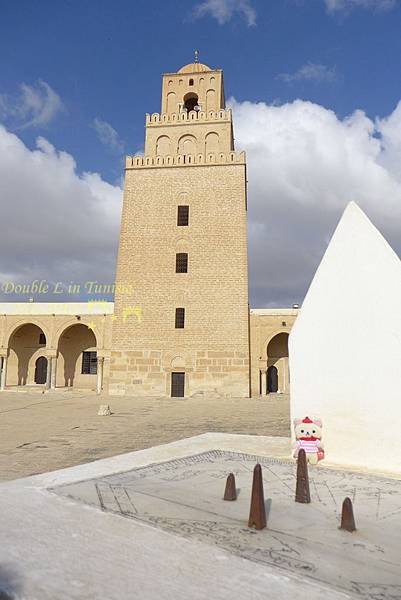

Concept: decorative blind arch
[[178, 134, 197, 155]]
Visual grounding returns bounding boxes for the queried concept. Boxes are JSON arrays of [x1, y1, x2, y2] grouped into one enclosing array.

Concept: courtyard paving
[[0, 390, 290, 481]]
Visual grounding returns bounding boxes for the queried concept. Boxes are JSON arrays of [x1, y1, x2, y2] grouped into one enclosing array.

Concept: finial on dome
[[194, 49, 199, 64]]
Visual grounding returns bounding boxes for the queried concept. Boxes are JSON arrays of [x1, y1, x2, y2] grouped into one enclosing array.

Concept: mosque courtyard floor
[[0, 390, 290, 481], [2, 393, 401, 600]]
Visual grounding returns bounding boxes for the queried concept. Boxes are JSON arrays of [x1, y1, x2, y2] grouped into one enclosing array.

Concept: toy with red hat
[[293, 416, 324, 465]]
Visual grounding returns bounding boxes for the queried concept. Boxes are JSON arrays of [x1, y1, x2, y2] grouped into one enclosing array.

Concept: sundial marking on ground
[[51, 450, 401, 600]]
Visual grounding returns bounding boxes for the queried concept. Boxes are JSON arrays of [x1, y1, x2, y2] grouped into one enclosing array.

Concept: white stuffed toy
[[293, 416, 324, 465]]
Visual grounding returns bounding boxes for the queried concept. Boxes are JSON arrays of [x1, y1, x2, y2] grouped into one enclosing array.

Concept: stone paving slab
[[52, 449, 401, 600]]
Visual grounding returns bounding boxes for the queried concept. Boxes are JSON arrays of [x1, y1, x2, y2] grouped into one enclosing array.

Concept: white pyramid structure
[[289, 202, 401, 474]]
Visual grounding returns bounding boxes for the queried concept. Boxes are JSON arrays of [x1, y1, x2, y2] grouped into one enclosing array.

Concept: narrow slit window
[[175, 307, 185, 329], [176, 253, 188, 273], [177, 205, 189, 226]]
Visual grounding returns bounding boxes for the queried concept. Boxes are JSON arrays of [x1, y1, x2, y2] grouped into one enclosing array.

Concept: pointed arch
[[5, 319, 51, 348], [57, 323, 98, 389], [265, 331, 289, 394], [7, 322, 49, 386]]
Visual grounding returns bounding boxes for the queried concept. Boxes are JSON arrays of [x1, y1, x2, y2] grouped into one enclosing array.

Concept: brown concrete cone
[[248, 463, 266, 530], [295, 449, 311, 504], [340, 497, 356, 532], [223, 473, 237, 501]]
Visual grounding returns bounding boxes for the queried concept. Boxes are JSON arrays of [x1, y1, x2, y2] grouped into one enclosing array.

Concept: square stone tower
[[110, 59, 249, 397]]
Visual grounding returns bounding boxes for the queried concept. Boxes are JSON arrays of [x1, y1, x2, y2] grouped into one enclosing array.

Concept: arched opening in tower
[[183, 93, 199, 112]]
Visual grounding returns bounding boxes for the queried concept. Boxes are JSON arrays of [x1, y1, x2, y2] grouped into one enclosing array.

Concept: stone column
[[278, 358, 288, 394], [0, 356, 8, 391], [50, 356, 57, 389], [45, 358, 51, 390], [284, 357, 290, 393], [287, 358, 291, 394], [261, 369, 267, 396], [97, 357, 104, 395]]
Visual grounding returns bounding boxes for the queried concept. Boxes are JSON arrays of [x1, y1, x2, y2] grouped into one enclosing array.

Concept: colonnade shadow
[[57, 324, 97, 387], [8, 323, 47, 386], [6, 322, 97, 388]]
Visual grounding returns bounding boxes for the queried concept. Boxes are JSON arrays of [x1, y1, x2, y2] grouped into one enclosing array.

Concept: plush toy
[[293, 416, 324, 465]]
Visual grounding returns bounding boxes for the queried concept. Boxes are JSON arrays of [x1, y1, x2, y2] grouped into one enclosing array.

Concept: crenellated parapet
[[125, 151, 246, 170], [146, 109, 232, 126]]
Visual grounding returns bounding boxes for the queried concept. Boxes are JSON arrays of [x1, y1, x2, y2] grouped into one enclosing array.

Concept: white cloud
[[3, 95, 401, 308], [0, 80, 63, 129], [0, 125, 122, 299], [92, 118, 124, 153], [377, 103, 401, 180], [193, 0, 256, 25], [325, 0, 397, 13], [230, 97, 401, 306], [278, 62, 337, 84]]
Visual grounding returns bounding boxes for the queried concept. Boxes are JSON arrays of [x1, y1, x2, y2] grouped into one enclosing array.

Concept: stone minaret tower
[[110, 58, 249, 397]]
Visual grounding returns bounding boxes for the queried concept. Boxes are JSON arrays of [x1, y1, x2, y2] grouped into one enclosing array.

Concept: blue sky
[[2, 0, 401, 182], [1, 0, 401, 306]]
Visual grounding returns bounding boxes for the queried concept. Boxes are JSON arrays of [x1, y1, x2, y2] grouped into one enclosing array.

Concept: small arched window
[[189, 78, 194, 86]]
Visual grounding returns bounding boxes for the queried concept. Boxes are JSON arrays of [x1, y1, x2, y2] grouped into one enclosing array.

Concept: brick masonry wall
[[110, 162, 249, 397]]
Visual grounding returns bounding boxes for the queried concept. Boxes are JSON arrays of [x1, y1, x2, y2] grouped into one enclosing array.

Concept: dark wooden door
[[267, 366, 278, 393], [35, 356, 48, 384], [171, 372, 185, 397]]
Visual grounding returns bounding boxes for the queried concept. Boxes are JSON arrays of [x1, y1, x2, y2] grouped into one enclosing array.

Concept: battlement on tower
[[146, 109, 232, 126], [125, 150, 246, 169]]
